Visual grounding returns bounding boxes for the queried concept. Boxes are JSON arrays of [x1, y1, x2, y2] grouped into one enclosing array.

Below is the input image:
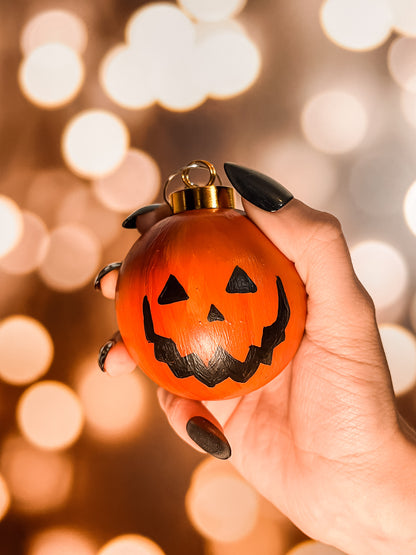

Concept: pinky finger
[[98, 331, 136, 377]]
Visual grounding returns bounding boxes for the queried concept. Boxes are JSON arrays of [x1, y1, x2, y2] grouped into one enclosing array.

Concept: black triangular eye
[[226, 266, 257, 294], [158, 274, 189, 305]]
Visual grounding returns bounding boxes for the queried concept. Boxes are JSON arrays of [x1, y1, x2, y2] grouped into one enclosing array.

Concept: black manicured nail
[[122, 204, 163, 229], [224, 162, 293, 212], [94, 262, 122, 290], [98, 331, 121, 372], [186, 416, 231, 460]]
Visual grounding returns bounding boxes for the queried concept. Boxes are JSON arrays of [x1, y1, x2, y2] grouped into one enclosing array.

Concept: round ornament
[[116, 161, 306, 400]]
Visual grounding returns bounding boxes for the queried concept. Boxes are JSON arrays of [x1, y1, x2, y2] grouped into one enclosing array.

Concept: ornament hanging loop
[[163, 160, 223, 206]]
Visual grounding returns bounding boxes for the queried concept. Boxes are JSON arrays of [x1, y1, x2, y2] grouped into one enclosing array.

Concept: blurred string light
[[178, 0, 247, 22], [0, 315, 53, 386], [98, 534, 166, 555], [404, 181, 416, 235], [18, 43, 84, 109], [17, 381, 84, 450], [38, 223, 101, 292], [93, 149, 161, 213], [301, 90, 368, 154], [0, 474, 10, 522], [20, 9, 88, 55], [62, 110, 130, 178], [75, 357, 147, 442], [319, 0, 392, 51], [186, 458, 259, 542], [350, 240, 409, 313], [388, 37, 416, 92], [0, 212, 49, 275], [0, 195, 23, 258], [390, 0, 416, 37], [287, 540, 347, 554], [0, 435, 73, 514], [27, 527, 96, 555], [379, 324, 416, 395]]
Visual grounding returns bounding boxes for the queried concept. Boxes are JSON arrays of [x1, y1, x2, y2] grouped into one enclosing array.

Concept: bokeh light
[[17, 381, 84, 450], [0, 195, 23, 258], [390, 0, 416, 37], [19, 43, 84, 108], [178, 0, 247, 22], [0, 435, 73, 513], [404, 180, 416, 235], [27, 527, 96, 555], [20, 9, 88, 55], [301, 90, 368, 154], [0, 211, 49, 275], [0, 474, 11, 522], [98, 534, 166, 555], [287, 541, 346, 554], [93, 149, 161, 213], [38, 223, 101, 291], [350, 240, 409, 312], [400, 90, 416, 127], [388, 37, 416, 92], [76, 357, 146, 442], [186, 458, 259, 542], [100, 44, 156, 110], [320, 0, 392, 51], [0, 315, 53, 386], [196, 21, 261, 99], [410, 291, 416, 333], [379, 324, 416, 395], [62, 110, 130, 179]]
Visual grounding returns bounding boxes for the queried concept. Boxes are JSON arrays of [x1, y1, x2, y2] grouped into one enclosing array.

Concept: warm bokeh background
[[1, 1, 416, 554]]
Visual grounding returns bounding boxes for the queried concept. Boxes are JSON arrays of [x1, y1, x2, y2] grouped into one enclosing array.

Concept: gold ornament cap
[[164, 160, 235, 214]]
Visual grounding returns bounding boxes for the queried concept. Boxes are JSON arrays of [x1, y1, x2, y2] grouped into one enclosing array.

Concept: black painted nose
[[207, 304, 224, 322]]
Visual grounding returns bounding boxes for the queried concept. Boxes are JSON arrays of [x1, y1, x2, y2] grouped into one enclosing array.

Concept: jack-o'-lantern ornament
[[115, 160, 306, 400]]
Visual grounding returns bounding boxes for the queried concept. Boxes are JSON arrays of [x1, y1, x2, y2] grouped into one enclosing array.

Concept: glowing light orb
[[0, 211, 49, 275], [98, 534, 166, 555], [0, 474, 10, 522], [390, 0, 416, 37], [287, 541, 346, 554], [178, 0, 247, 22], [320, 0, 392, 51], [404, 181, 416, 235], [186, 458, 259, 542], [17, 381, 84, 450], [93, 149, 160, 212], [0, 315, 53, 386], [0, 195, 23, 258], [379, 324, 416, 395], [76, 358, 146, 442], [350, 240, 409, 311], [62, 110, 130, 179], [196, 22, 261, 99], [20, 9, 88, 55], [19, 43, 84, 109], [38, 223, 101, 292], [100, 44, 156, 110], [400, 90, 416, 127], [301, 90, 368, 154], [28, 527, 96, 555], [388, 37, 416, 92], [0, 435, 73, 513]]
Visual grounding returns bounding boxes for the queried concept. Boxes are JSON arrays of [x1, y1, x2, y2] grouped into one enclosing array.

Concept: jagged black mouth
[[143, 276, 290, 388]]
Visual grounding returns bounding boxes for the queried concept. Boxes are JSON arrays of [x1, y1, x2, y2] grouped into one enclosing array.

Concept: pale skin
[[98, 198, 416, 554]]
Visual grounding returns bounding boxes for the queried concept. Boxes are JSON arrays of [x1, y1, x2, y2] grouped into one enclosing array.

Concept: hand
[[95, 164, 416, 555]]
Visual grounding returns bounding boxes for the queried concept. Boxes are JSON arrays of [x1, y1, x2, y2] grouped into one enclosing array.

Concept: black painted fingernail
[[98, 331, 121, 372], [186, 416, 231, 460], [94, 262, 122, 290], [122, 204, 163, 229], [224, 162, 293, 212]]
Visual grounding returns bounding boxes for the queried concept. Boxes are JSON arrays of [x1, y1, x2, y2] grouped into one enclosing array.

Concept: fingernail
[[94, 262, 121, 290], [122, 204, 163, 229], [186, 416, 231, 460], [224, 162, 293, 212], [98, 331, 121, 372]]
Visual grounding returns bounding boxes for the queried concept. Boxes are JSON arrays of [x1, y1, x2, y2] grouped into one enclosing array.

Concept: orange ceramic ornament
[[116, 161, 306, 400]]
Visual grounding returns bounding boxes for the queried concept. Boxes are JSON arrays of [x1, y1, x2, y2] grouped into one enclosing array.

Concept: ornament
[[115, 160, 306, 400]]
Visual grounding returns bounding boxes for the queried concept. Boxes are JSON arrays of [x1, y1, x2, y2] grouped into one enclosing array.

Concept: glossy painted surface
[[115, 208, 306, 400]]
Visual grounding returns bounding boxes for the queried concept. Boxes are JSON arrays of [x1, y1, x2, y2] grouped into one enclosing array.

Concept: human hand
[[95, 164, 416, 555]]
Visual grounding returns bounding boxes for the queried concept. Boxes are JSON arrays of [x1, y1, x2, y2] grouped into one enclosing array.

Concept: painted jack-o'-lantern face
[[116, 208, 306, 401]]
